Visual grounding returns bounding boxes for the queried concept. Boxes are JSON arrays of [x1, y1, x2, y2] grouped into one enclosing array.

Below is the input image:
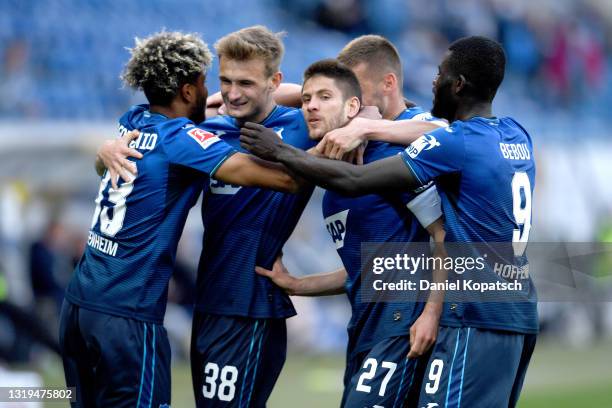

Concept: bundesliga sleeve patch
[[187, 128, 221, 150]]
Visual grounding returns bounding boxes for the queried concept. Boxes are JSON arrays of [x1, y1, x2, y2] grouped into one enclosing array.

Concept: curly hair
[[121, 31, 213, 105]]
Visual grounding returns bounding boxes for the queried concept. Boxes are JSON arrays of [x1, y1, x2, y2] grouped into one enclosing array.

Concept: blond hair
[[215, 25, 285, 77], [337, 35, 403, 86], [121, 31, 212, 105]]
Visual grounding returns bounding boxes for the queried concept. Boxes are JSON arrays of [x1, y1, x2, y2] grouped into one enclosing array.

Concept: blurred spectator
[[0, 40, 40, 117], [29, 220, 66, 309]]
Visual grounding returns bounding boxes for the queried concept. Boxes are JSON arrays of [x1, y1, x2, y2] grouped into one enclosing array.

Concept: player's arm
[[240, 122, 418, 196], [256, 256, 346, 296], [316, 117, 444, 159], [214, 153, 305, 193], [408, 217, 447, 358]]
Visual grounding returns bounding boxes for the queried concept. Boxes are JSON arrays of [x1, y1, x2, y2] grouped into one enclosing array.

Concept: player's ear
[[455, 74, 467, 95], [346, 96, 361, 119], [180, 82, 195, 103], [270, 71, 283, 92], [382, 72, 397, 92]]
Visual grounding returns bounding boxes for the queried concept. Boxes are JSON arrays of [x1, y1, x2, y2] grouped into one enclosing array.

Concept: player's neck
[[150, 104, 187, 120], [236, 101, 277, 127], [454, 101, 492, 122], [383, 95, 407, 120]]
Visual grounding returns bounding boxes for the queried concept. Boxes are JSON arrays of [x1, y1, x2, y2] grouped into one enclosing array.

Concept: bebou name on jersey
[[499, 142, 530, 160]]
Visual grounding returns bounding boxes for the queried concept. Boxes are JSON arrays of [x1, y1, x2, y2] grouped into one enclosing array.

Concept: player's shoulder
[[264, 105, 304, 127], [399, 106, 427, 120], [202, 114, 237, 132], [118, 104, 194, 143], [425, 119, 464, 139], [119, 104, 162, 130], [265, 105, 312, 148]]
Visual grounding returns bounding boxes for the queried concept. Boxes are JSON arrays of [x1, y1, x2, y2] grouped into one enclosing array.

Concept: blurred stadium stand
[[0, 0, 611, 133]]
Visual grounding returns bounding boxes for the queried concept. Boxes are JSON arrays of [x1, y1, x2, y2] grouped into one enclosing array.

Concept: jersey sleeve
[[399, 124, 465, 187], [164, 126, 237, 177]]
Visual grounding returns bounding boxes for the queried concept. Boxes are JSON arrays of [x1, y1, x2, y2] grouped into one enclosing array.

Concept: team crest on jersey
[[405, 134, 441, 158], [274, 127, 284, 139], [411, 112, 434, 121], [325, 210, 349, 249], [188, 128, 220, 150]]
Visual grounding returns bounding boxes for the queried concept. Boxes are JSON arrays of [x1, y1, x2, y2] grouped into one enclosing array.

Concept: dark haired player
[[241, 36, 537, 407], [255, 58, 446, 407], [59, 31, 303, 408]]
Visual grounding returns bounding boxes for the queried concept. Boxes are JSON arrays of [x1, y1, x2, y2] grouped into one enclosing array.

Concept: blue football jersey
[[65, 104, 235, 323], [195, 106, 315, 318], [400, 116, 538, 334], [322, 107, 437, 357]]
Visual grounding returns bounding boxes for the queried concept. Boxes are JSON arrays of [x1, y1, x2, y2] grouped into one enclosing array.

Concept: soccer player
[[188, 26, 316, 408], [97, 26, 316, 407], [59, 31, 303, 408], [240, 36, 537, 407], [256, 58, 445, 407]]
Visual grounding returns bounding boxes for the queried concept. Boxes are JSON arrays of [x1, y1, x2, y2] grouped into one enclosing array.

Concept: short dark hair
[[337, 35, 403, 86], [447, 36, 506, 101], [303, 59, 362, 102]]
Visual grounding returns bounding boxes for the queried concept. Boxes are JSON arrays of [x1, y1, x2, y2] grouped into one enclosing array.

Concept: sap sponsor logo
[[405, 134, 441, 158], [188, 128, 220, 150], [499, 143, 530, 160], [209, 178, 242, 195], [423, 403, 439, 408], [325, 210, 349, 249]]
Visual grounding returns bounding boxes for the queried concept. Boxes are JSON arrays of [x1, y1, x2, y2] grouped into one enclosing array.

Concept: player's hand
[[97, 130, 143, 189], [255, 257, 299, 295], [341, 142, 367, 165], [315, 117, 371, 160], [206, 91, 227, 115], [206, 91, 223, 109], [240, 122, 284, 161], [407, 307, 440, 358]]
